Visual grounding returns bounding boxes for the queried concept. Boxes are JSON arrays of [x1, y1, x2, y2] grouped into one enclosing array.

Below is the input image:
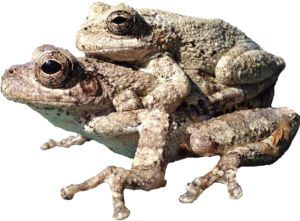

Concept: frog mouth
[[27, 100, 78, 107], [81, 46, 154, 62]]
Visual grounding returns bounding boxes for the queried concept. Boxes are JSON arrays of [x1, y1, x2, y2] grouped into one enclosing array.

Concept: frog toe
[[228, 181, 243, 200], [61, 185, 75, 200], [41, 134, 90, 150], [112, 207, 130, 220], [180, 153, 242, 203]]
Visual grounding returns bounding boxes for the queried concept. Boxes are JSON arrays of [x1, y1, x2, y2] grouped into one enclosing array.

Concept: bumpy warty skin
[[0, 45, 189, 161], [1, 45, 280, 161], [2, 44, 299, 220], [76, 2, 250, 72], [186, 108, 300, 159], [75, 2, 286, 119], [179, 107, 300, 203]]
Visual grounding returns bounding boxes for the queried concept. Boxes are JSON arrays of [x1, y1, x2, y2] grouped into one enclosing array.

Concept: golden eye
[[36, 51, 70, 88], [106, 10, 134, 35]]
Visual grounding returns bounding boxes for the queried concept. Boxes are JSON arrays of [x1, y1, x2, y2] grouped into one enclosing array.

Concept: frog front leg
[[180, 108, 299, 203], [40, 134, 90, 150], [61, 109, 172, 220], [138, 53, 191, 113]]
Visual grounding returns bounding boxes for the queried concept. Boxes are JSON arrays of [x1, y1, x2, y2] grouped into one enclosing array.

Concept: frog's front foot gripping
[[141, 54, 191, 113], [180, 108, 300, 203]]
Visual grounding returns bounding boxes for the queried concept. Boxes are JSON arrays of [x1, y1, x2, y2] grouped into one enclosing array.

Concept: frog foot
[[40, 134, 90, 150], [179, 152, 242, 203], [61, 166, 129, 219], [61, 166, 166, 220]]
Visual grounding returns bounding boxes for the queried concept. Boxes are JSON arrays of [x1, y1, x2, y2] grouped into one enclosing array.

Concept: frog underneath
[[2, 45, 299, 220]]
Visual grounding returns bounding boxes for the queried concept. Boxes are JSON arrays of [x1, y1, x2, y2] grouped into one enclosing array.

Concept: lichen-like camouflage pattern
[[75, 2, 285, 117], [1, 44, 299, 220]]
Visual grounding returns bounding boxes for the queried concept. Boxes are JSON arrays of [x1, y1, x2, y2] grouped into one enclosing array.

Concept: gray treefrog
[[1, 45, 299, 220], [76, 2, 285, 114]]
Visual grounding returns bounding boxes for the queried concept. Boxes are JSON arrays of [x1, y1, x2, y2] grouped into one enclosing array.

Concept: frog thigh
[[215, 44, 285, 85]]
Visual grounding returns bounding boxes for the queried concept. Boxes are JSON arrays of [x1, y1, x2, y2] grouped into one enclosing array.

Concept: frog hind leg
[[180, 108, 300, 203], [197, 43, 285, 114], [199, 81, 277, 116], [216, 83, 275, 116], [215, 42, 286, 86]]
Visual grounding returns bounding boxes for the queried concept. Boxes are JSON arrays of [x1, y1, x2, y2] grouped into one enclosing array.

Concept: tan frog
[[1, 45, 298, 220], [76, 2, 285, 114]]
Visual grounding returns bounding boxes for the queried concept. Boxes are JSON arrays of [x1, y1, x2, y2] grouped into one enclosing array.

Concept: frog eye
[[36, 51, 70, 88], [41, 60, 62, 74], [106, 10, 134, 35]]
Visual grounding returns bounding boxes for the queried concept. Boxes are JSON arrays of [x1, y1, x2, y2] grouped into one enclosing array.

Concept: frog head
[[1, 45, 114, 131], [76, 2, 170, 62]]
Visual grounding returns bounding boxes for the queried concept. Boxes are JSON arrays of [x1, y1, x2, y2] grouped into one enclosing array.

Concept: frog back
[[173, 18, 252, 73], [139, 8, 252, 73]]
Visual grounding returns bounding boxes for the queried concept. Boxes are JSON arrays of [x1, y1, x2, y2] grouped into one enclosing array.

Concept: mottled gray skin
[[2, 45, 278, 160], [76, 2, 285, 113], [1, 45, 298, 220]]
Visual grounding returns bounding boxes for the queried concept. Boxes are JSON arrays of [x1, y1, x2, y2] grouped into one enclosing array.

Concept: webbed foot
[[180, 152, 242, 203], [61, 166, 166, 220]]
